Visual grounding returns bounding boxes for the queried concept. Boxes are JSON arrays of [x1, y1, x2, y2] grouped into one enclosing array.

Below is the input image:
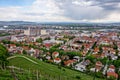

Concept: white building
[[54, 58, 61, 64], [41, 29, 48, 35], [75, 63, 86, 72]]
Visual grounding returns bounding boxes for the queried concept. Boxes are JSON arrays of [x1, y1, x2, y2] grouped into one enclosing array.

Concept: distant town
[[0, 22, 120, 80]]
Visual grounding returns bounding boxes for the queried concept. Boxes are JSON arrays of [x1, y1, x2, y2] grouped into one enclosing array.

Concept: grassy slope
[[8, 55, 104, 80], [0, 69, 13, 80], [0, 69, 48, 80]]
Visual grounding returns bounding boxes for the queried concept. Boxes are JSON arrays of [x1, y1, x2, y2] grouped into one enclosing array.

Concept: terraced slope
[[7, 55, 104, 80]]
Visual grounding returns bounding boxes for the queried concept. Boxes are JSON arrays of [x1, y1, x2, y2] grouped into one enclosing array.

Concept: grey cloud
[[88, 0, 120, 10], [54, 0, 120, 20]]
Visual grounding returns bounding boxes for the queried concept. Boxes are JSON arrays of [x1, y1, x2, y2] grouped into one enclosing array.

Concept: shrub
[[76, 75, 81, 79]]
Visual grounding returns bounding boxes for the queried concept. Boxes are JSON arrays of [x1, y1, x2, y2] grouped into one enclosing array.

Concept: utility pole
[[93, 68, 96, 80], [93, 59, 97, 80]]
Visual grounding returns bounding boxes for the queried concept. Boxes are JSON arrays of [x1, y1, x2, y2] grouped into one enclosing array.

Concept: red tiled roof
[[54, 58, 61, 61], [10, 44, 16, 47], [53, 52, 59, 55], [44, 43, 51, 48], [107, 72, 118, 78], [94, 47, 99, 52], [22, 46, 30, 50], [64, 60, 75, 66], [109, 65, 115, 69], [96, 61, 102, 66], [101, 53, 105, 57]]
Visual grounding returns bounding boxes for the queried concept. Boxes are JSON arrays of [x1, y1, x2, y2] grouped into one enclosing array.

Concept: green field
[[7, 55, 104, 80]]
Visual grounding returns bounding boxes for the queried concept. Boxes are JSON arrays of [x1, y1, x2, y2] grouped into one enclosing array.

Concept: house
[[61, 55, 69, 60], [44, 43, 52, 50], [107, 65, 115, 72], [46, 56, 51, 60], [22, 46, 35, 56], [90, 61, 103, 72], [54, 58, 61, 64], [16, 47, 23, 54], [10, 36, 18, 42], [61, 46, 67, 51], [22, 46, 30, 51], [33, 49, 40, 58], [111, 55, 118, 60], [93, 47, 99, 54], [101, 53, 106, 58], [73, 56, 80, 62], [52, 52, 59, 58], [8, 44, 17, 54], [81, 51, 87, 57], [43, 37, 63, 45], [75, 63, 86, 72], [95, 61, 103, 72], [46, 52, 51, 55], [84, 60, 91, 65], [28, 48, 35, 56], [107, 72, 118, 79], [64, 60, 75, 66], [75, 59, 90, 72], [103, 64, 108, 75], [110, 49, 116, 54], [107, 65, 118, 79], [9, 44, 16, 49]]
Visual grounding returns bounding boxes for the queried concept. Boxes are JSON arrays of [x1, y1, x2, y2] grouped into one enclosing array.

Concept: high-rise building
[[24, 27, 41, 36]]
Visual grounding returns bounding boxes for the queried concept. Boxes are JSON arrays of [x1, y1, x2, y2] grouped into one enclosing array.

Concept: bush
[[107, 76, 116, 80], [75, 75, 81, 79], [95, 72, 104, 78], [58, 66, 62, 69], [62, 69, 65, 71]]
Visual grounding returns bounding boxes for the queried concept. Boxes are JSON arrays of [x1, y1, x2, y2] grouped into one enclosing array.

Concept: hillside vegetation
[[7, 55, 104, 80]]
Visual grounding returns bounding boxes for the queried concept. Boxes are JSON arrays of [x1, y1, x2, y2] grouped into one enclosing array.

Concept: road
[[0, 35, 11, 41], [7, 55, 38, 64]]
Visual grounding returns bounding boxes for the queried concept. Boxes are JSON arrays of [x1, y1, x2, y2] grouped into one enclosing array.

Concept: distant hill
[[0, 21, 120, 27], [0, 21, 37, 26]]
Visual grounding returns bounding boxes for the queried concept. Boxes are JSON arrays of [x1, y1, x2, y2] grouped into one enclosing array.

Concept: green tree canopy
[[0, 44, 9, 69], [36, 38, 43, 43]]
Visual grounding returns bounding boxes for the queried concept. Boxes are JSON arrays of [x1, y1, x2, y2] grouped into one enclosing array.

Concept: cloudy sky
[[0, 0, 120, 22]]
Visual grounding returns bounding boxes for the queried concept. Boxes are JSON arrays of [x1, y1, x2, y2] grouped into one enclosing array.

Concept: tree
[[36, 38, 43, 43], [23, 50, 27, 54], [98, 57, 107, 65], [113, 42, 118, 49], [44, 37, 50, 40], [92, 42, 97, 49], [52, 44, 61, 48], [107, 76, 116, 80], [99, 45, 103, 54], [0, 44, 9, 69], [81, 45, 84, 51], [113, 60, 120, 68], [95, 71, 104, 78], [2, 40, 11, 44], [85, 56, 96, 63]]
